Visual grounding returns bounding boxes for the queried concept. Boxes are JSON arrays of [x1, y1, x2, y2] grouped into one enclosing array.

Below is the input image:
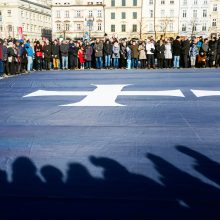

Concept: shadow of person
[[89, 155, 184, 220], [11, 156, 43, 195], [176, 145, 220, 185], [147, 153, 220, 219], [40, 165, 65, 196]]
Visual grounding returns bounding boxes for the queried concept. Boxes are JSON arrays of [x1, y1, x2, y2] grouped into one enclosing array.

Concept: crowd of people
[[0, 35, 220, 77]]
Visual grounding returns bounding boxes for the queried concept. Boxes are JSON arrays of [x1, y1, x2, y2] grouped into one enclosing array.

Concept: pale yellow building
[[209, 0, 220, 38]]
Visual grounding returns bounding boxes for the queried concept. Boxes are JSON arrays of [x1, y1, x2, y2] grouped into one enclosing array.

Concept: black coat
[[43, 45, 52, 59], [181, 40, 190, 55], [52, 45, 60, 58], [217, 39, 220, 54], [103, 43, 112, 56], [156, 43, 165, 59], [172, 40, 181, 56]]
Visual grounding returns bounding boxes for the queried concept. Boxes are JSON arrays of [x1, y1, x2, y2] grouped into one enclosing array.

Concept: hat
[[8, 42, 13, 47]]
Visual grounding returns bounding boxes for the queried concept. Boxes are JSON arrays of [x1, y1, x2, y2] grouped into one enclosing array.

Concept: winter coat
[[0, 44, 2, 60], [126, 46, 131, 60], [217, 39, 220, 54], [172, 40, 181, 56], [181, 40, 190, 55], [94, 42, 103, 57], [138, 45, 146, 60], [85, 46, 93, 61], [60, 43, 69, 57], [130, 44, 139, 58], [51, 44, 60, 58], [164, 43, 172, 59], [78, 50, 85, 64], [35, 45, 43, 58], [156, 43, 165, 59], [146, 42, 155, 55], [2, 45, 8, 61], [69, 44, 78, 57], [189, 44, 199, 57], [202, 43, 209, 53], [209, 40, 217, 57], [25, 43, 34, 57], [120, 45, 127, 60], [43, 44, 52, 59], [7, 47, 16, 63], [103, 43, 112, 56], [112, 43, 120, 58]]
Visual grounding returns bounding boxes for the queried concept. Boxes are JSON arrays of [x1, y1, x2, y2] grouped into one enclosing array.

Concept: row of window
[[182, 0, 207, 5], [56, 23, 102, 31], [111, 0, 138, 6], [111, 12, 138, 19], [56, 10, 102, 18], [21, 11, 51, 22]]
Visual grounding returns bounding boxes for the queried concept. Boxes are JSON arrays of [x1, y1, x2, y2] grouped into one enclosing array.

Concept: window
[[202, 23, 206, 31], [193, 10, 197, 18], [149, 0, 153, 4], [88, 10, 93, 17], [121, 24, 126, 32], [203, 9, 207, 17], [194, 0, 197, 5], [169, 22, 173, 31], [77, 23, 81, 30], [132, 24, 137, 32], [212, 19, 217, 27], [65, 10, 69, 18], [121, 12, 126, 19], [122, 0, 126, 6], [65, 23, 70, 31], [170, 9, 174, 17], [111, 12, 115, 19], [0, 25, 3, 32], [76, 11, 81, 17], [183, 0, 187, 5], [111, 0, 115, 6], [21, 10, 24, 18], [213, 4, 218, 12], [182, 24, 186, 31], [133, 12, 137, 19], [183, 10, 186, 17], [161, 0, 165, 5], [133, 0, 137, 6], [170, 0, 174, 4], [161, 10, 165, 17], [57, 23, 61, 31], [111, 24, 115, 32], [8, 25, 12, 32], [204, 0, 207, 4], [7, 10, 12, 17], [98, 23, 102, 31], [98, 10, 102, 17], [150, 10, 153, 18], [56, 10, 60, 18]]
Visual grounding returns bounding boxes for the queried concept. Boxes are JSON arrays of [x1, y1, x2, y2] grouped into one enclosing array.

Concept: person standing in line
[[84, 42, 93, 69], [25, 41, 34, 73], [60, 40, 69, 70], [112, 41, 120, 69], [78, 46, 85, 70], [103, 39, 112, 69], [43, 40, 52, 71], [164, 39, 173, 68], [216, 36, 220, 68], [189, 42, 199, 68], [156, 39, 165, 69], [146, 39, 155, 69], [94, 39, 103, 69], [34, 41, 43, 71], [126, 42, 132, 70], [0, 40, 3, 76], [130, 41, 139, 69], [120, 41, 127, 69], [181, 36, 190, 68], [172, 36, 181, 69], [138, 41, 146, 69], [51, 40, 60, 70]]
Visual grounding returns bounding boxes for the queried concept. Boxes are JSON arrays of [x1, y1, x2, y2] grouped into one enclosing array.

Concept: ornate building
[[0, 0, 52, 40]]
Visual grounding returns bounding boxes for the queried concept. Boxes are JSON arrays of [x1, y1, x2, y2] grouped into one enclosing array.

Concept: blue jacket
[[25, 43, 34, 57]]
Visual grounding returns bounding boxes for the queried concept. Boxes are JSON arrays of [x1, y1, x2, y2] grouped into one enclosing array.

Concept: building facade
[[142, 0, 179, 40], [51, 0, 105, 40], [104, 0, 142, 40], [0, 0, 52, 40], [179, 0, 210, 38], [209, 0, 220, 38]]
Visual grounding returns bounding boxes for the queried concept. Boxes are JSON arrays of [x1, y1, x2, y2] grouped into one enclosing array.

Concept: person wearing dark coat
[[216, 37, 220, 68], [208, 37, 217, 67], [156, 40, 165, 68], [103, 40, 112, 69], [181, 36, 190, 68], [130, 41, 139, 69], [85, 42, 93, 69], [172, 36, 181, 68], [0, 40, 3, 76], [7, 42, 16, 75], [51, 40, 60, 70], [94, 39, 103, 69], [43, 41, 52, 70], [34, 41, 43, 71]]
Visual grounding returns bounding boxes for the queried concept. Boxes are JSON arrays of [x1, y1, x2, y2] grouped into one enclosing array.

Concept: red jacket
[[0, 44, 3, 60]]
